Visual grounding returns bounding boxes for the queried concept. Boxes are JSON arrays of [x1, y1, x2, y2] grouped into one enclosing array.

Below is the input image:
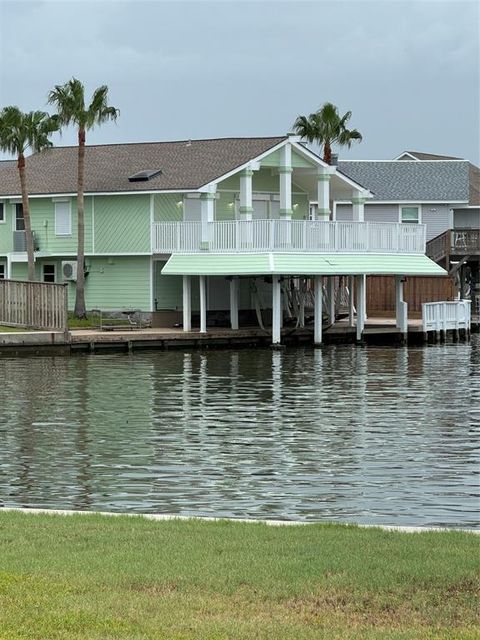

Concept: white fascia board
[[198, 138, 289, 191], [289, 141, 329, 168], [333, 199, 469, 205], [340, 159, 467, 163], [393, 152, 419, 160], [2, 189, 193, 199]]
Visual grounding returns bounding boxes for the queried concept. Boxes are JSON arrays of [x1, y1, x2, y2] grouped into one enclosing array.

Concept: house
[[336, 151, 479, 309], [0, 135, 445, 344]]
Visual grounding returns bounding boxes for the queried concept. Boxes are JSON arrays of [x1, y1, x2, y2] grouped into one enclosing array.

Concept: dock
[[0, 316, 477, 355]]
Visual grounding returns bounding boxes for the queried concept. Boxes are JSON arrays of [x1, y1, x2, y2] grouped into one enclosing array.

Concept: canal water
[[0, 337, 478, 528]]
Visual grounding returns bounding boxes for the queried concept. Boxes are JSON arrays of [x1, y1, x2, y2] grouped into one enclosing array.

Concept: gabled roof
[[0, 136, 287, 196], [337, 160, 470, 202], [396, 150, 461, 161]]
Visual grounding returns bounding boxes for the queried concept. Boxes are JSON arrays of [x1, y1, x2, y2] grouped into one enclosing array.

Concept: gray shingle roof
[[337, 160, 470, 202], [0, 136, 286, 196]]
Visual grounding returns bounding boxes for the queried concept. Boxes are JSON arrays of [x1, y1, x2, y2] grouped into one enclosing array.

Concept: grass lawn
[[0, 513, 478, 639], [0, 325, 25, 332]]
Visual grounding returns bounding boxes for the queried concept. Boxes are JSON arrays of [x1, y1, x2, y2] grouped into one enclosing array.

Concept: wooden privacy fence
[[0, 279, 68, 331], [366, 276, 456, 315]]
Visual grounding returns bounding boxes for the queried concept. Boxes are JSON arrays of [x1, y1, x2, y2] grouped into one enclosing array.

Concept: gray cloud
[[0, 0, 478, 162]]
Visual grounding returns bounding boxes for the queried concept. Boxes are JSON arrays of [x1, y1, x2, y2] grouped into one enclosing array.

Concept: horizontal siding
[[65, 256, 151, 311], [95, 194, 150, 253], [216, 192, 236, 221], [422, 205, 451, 241], [454, 207, 480, 229]]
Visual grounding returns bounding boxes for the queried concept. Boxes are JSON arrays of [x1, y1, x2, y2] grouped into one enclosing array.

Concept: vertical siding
[[154, 262, 183, 309], [0, 202, 13, 253], [94, 194, 150, 253]]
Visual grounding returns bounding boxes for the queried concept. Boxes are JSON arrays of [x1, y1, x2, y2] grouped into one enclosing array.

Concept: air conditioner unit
[[62, 260, 78, 281]]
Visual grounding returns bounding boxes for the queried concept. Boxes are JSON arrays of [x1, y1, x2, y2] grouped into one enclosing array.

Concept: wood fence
[[0, 279, 68, 331], [366, 276, 456, 316]]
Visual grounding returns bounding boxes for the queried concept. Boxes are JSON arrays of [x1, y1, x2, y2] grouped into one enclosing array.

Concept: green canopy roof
[[161, 253, 447, 277]]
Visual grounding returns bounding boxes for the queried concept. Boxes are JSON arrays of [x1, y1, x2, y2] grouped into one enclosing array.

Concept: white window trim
[[399, 204, 422, 224], [54, 200, 72, 236], [14, 203, 24, 232], [42, 263, 56, 283], [0, 262, 6, 279], [0, 202, 5, 224]]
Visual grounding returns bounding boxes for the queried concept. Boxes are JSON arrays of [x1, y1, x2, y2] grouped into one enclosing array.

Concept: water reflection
[[0, 337, 478, 528]]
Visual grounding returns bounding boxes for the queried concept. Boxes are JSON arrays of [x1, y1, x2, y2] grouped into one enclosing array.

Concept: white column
[[279, 143, 292, 219], [239, 168, 253, 220], [356, 274, 366, 341], [348, 275, 355, 327], [395, 275, 408, 335], [199, 275, 207, 333], [200, 190, 216, 247], [352, 191, 366, 222], [6, 254, 12, 279], [327, 276, 335, 325], [317, 172, 331, 221], [272, 275, 282, 345], [299, 279, 306, 328], [314, 275, 323, 345], [182, 275, 191, 332], [229, 277, 239, 330]]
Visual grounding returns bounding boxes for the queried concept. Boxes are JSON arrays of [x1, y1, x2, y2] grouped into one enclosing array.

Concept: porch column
[[395, 275, 408, 336], [239, 168, 253, 221], [314, 275, 323, 345], [229, 277, 239, 330], [199, 275, 207, 333], [327, 276, 335, 325], [348, 275, 355, 327], [272, 274, 282, 345], [352, 190, 366, 222], [200, 189, 216, 247], [279, 143, 293, 219], [317, 170, 332, 221], [182, 275, 192, 332], [356, 274, 366, 341]]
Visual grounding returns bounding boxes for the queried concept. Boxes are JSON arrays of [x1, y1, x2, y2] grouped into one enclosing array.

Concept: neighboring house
[[0, 135, 444, 343], [336, 151, 479, 305]]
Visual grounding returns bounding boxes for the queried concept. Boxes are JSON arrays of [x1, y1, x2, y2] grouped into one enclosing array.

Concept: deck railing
[[422, 300, 471, 333], [0, 279, 68, 331], [152, 220, 426, 254]]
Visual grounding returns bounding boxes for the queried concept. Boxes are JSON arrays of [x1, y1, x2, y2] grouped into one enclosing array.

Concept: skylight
[[128, 169, 162, 182]]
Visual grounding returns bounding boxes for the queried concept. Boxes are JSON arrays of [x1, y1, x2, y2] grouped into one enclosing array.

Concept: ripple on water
[[0, 337, 478, 527]]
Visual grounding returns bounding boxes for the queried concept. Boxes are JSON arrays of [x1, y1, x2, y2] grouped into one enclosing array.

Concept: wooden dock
[[0, 316, 477, 355]]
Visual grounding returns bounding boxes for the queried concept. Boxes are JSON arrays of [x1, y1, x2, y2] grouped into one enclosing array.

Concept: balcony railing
[[152, 220, 426, 254]]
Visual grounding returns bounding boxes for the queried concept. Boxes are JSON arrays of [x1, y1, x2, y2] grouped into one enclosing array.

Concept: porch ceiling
[[161, 253, 447, 277]]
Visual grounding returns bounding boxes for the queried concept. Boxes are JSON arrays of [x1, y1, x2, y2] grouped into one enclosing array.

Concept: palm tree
[[293, 102, 362, 164], [48, 78, 119, 318], [0, 107, 58, 280]]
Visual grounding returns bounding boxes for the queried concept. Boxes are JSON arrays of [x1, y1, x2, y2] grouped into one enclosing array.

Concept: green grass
[[0, 512, 478, 639], [0, 325, 25, 332]]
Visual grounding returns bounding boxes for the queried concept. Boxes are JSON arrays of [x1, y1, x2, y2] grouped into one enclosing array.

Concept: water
[[0, 338, 478, 528]]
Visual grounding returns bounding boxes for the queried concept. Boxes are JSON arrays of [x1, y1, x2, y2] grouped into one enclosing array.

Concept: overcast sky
[[0, 0, 479, 162]]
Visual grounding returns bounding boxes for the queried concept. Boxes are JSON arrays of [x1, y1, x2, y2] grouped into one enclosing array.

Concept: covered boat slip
[[161, 252, 446, 345]]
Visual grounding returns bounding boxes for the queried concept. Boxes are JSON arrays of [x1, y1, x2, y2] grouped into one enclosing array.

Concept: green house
[[0, 135, 444, 343]]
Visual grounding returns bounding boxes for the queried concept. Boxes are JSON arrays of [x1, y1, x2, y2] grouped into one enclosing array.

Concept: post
[[200, 190, 215, 248], [314, 275, 323, 346], [239, 168, 253, 221], [327, 276, 335, 325], [317, 171, 331, 221], [352, 191, 366, 222], [272, 274, 282, 345], [182, 275, 191, 332], [348, 275, 355, 327], [229, 277, 239, 330], [395, 275, 408, 339], [199, 275, 207, 333], [356, 274, 366, 342], [279, 144, 293, 219]]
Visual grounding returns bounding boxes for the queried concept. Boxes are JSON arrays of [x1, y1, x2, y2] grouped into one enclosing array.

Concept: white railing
[[152, 220, 426, 254], [422, 300, 471, 333]]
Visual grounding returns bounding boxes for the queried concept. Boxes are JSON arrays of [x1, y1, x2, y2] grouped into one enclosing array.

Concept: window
[[0, 263, 5, 279], [42, 264, 56, 283], [0, 202, 4, 223], [401, 206, 420, 224], [55, 201, 71, 235], [15, 203, 25, 231]]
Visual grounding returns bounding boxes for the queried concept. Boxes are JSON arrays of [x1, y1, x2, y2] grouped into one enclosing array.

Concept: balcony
[[152, 220, 426, 254]]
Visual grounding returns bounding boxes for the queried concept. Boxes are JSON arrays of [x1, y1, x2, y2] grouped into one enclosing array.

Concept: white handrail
[[422, 300, 471, 333], [152, 220, 426, 254]]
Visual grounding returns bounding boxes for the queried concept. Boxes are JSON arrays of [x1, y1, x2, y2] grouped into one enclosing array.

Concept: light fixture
[[176, 201, 183, 208]]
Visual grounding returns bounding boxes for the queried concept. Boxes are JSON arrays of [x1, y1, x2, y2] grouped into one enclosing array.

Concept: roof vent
[[128, 169, 162, 182]]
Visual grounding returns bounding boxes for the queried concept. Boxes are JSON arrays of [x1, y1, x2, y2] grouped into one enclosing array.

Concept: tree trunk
[[18, 154, 36, 281], [323, 141, 332, 165], [74, 126, 87, 319]]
